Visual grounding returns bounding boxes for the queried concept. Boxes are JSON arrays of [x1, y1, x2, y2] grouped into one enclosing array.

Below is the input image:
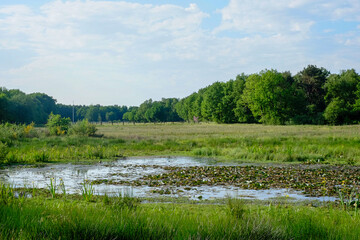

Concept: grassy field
[[1, 123, 360, 239], [3, 122, 360, 165], [98, 123, 360, 164], [1, 184, 360, 240]]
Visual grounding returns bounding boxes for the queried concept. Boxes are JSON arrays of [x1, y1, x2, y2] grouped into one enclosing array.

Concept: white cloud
[[0, 1, 213, 105], [0, 0, 359, 105], [309, 0, 360, 21], [215, 0, 314, 36]]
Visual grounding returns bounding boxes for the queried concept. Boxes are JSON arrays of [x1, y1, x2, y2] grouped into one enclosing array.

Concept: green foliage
[[0, 182, 16, 205], [0, 142, 9, 161], [81, 179, 94, 201], [85, 105, 100, 122], [0, 88, 56, 124], [48, 178, 57, 198], [33, 150, 49, 162], [201, 82, 226, 122], [46, 113, 71, 136], [2, 66, 360, 126], [226, 197, 246, 219], [2, 195, 360, 239], [192, 147, 220, 157], [324, 69, 360, 124], [114, 191, 140, 210], [242, 70, 300, 124], [69, 119, 98, 136], [294, 65, 330, 123], [324, 99, 347, 125], [0, 122, 36, 146], [105, 111, 116, 124], [123, 99, 181, 123], [233, 74, 256, 123]]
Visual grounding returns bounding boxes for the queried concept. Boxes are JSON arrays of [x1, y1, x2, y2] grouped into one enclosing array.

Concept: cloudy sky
[[0, 0, 359, 106]]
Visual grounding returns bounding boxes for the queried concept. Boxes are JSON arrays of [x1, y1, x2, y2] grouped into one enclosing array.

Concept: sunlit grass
[[2, 123, 360, 165], [1, 191, 360, 240]]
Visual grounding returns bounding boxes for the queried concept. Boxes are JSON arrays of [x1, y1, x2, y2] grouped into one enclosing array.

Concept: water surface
[[0, 157, 336, 201]]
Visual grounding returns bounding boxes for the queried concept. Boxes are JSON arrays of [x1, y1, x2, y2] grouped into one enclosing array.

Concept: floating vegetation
[[91, 165, 360, 198]]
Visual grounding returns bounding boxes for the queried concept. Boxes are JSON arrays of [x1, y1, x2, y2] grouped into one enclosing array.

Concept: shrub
[[0, 123, 26, 145], [69, 119, 97, 137], [46, 113, 71, 136], [0, 142, 9, 161]]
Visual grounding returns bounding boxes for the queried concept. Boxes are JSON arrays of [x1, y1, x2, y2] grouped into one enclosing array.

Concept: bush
[[0, 142, 9, 161], [69, 119, 98, 137], [0, 123, 25, 145], [46, 113, 71, 136]]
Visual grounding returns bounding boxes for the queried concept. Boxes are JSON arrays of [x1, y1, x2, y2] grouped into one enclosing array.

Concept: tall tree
[[324, 69, 360, 124], [233, 74, 256, 123], [201, 82, 225, 123], [242, 70, 300, 124], [295, 65, 330, 123], [85, 105, 100, 122]]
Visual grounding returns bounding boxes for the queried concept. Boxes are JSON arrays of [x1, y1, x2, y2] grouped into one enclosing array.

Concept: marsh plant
[[59, 178, 66, 196], [81, 179, 94, 201], [48, 178, 57, 198], [103, 192, 110, 205], [114, 190, 140, 210], [226, 197, 246, 219], [0, 182, 15, 205], [338, 186, 360, 213]]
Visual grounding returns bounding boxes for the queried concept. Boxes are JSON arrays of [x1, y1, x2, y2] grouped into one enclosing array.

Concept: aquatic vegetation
[[81, 179, 94, 201], [128, 165, 360, 197], [113, 190, 140, 210], [48, 178, 57, 198], [33, 150, 50, 162], [59, 178, 66, 196], [0, 182, 15, 205], [338, 183, 360, 212]]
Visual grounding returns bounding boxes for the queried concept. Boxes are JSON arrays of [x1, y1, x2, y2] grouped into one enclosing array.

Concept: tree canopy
[[1, 66, 360, 125]]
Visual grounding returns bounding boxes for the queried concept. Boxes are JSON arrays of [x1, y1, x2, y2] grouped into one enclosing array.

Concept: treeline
[[0, 89, 56, 124], [176, 65, 360, 125], [123, 98, 181, 123], [0, 88, 128, 124], [0, 88, 181, 124], [1, 65, 360, 125]]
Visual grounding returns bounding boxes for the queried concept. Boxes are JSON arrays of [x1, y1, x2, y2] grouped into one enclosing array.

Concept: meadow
[[2, 122, 360, 165], [1, 122, 360, 239]]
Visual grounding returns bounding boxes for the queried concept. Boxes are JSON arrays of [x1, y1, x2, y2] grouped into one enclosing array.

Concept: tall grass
[[2, 123, 360, 165], [81, 180, 94, 201], [1, 195, 360, 239]]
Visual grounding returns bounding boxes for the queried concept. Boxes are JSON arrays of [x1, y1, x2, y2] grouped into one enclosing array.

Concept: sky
[[0, 0, 359, 106]]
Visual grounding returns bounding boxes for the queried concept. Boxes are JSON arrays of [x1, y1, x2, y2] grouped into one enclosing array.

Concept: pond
[[0, 157, 337, 201]]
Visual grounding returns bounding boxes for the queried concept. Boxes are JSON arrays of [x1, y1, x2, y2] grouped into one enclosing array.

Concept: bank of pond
[[1, 157, 360, 239]]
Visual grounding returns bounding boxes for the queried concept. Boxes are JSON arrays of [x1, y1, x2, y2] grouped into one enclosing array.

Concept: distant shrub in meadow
[[69, 119, 97, 137], [46, 113, 71, 136]]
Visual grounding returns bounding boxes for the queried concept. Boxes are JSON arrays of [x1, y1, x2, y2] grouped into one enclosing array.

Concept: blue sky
[[0, 0, 359, 106]]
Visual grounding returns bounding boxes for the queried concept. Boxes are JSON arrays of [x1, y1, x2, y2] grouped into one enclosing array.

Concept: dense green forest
[[1, 65, 360, 125]]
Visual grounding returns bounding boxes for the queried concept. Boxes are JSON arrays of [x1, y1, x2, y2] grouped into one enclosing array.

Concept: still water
[[0, 157, 336, 201]]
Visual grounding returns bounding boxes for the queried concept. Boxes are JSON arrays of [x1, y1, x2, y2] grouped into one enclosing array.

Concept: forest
[[1, 65, 360, 125]]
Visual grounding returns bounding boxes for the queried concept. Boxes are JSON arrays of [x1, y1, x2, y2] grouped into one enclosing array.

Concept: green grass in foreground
[[1, 193, 360, 240], [2, 123, 360, 165]]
